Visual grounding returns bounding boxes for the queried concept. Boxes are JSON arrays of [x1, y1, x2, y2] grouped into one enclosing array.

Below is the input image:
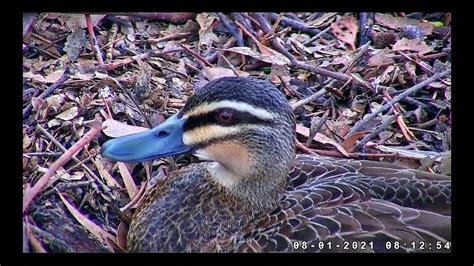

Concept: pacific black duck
[[102, 77, 451, 253]]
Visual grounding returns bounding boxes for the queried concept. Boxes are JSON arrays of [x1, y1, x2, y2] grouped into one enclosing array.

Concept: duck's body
[[102, 77, 451, 253]]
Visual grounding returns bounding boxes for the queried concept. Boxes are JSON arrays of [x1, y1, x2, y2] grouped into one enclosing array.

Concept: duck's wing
[[236, 155, 451, 253], [290, 155, 451, 215]]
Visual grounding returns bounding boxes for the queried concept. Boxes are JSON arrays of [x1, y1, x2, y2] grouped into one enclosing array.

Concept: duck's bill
[[101, 114, 191, 163]]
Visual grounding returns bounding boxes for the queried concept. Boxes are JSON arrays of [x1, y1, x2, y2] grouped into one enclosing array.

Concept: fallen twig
[[23, 152, 63, 157], [23, 125, 103, 213], [291, 88, 327, 110], [382, 89, 415, 141], [253, 13, 296, 61], [23, 68, 70, 119], [348, 69, 451, 136], [291, 60, 363, 86], [85, 14, 105, 66], [35, 125, 110, 196], [218, 53, 240, 77], [205, 38, 235, 64], [268, 12, 333, 40], [105, 23, 119, 63], [296, 140, 317, 155], [306, 110, 330, 147], [84, 49, 183, 73], [358, 13, 374, 47], [145, 32, 192, 44], [217, 13, 244, 46], [179, 43, 213, 67], [302, 26, 332, 46], [351, 114, 401, 152], [118, 12, 195, 24], [231, 13, 257, 36], [284, 13, 305, 23]]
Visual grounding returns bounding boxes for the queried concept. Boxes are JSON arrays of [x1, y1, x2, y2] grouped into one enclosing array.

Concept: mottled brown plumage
[[102, 77, 451, 253]]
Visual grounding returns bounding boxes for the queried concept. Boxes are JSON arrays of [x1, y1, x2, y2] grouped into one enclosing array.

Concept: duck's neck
[[207, 146, 295, 215]]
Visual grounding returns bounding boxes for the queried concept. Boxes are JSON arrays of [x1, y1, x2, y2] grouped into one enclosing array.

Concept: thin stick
[[145, 32, 192, 44], [231, 13, 257, 36], [23, 126, 103, 213], [302, 26, 332, 46], [23, 68, 70, 119], [105, 23, 119, 63], [352, 114, 400, 152], [253, 13, 296, 61], [306, 110, 330, 147], [217, 13, 244, 46], [23, 152, 63, 157], [382, 90, 416, 141], [178, 43, 212, 67], [218, 53, 240, 77], [348, 69, 451, 136], [35, 124, 114, 198], [291, 88, 327, 110], [205, 37, 235, 64], [295, 140, 317, 155], [268, 13, 333, 40], [85, 14, 104, 66], [85, 49, 183, 73]]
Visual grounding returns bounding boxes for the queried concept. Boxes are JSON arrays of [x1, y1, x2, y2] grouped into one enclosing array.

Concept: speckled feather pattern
[[122, 77, 450, 253], [127, 154, 450, 253]]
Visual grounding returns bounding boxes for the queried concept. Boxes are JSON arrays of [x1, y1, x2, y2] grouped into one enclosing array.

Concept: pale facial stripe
[[183, 124, 254, 146], [182, 100, 275, 120]]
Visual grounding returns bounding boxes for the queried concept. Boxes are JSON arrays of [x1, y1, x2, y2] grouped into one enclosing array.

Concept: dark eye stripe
[[183, 108, 271, 132]]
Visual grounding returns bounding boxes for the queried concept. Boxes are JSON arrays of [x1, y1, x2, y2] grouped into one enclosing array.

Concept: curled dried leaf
[[331, 16, 358, 51], [102, 119, 148, 138]]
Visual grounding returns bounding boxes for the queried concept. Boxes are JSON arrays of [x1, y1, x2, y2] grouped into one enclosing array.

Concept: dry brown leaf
[[102, 119, 149, 138], [196, 13, 219, 49], [55, 106, 79, 121], [64, 29, 86, 61], [375, 13, 434, 35], [202, 66, 236, 81], [392, 38, 433, 55], [331, 16, 359, 51], [116, 221, 128, 250], [307, 13, 337, 27], [93, 157, 123, 189], [270, 64, 291, 84], [118, 162, 138, 199], [437, 153, 451, 175], [24, 218, 47, 253], [367, 51, 395, 67], [341, 131, 370, 151], [47, 13, 106, 31], [223, 47, 291, 65], [58, 193, 116, 252], [24, 69, 64, 84], [296, 124, 350, 157], [60, 171, 84, 181]]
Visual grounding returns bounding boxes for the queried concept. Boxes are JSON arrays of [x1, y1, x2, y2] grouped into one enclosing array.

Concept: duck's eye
[[217, 110, 234, 124]]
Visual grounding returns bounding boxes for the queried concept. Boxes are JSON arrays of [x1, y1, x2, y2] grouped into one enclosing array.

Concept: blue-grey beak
[[101, 114, 191, 163]]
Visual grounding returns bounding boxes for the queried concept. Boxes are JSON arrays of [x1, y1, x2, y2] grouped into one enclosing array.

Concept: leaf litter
[[23, 12, 451, 252]]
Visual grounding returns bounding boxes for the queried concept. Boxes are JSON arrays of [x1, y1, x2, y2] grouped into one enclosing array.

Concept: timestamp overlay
[[292, 240, 452, 252]]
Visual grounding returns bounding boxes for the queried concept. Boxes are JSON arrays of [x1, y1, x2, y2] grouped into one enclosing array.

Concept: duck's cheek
[[193, 141, 252, 177]]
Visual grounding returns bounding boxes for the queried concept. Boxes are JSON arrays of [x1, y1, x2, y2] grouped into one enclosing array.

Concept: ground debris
[[23, 12, 451, 253]]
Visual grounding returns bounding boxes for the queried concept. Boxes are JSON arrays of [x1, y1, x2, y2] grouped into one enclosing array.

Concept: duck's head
[[102, 77, 295, 205]]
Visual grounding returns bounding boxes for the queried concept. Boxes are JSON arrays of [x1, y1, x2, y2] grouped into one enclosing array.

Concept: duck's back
[[235, 154, 451, 253]]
